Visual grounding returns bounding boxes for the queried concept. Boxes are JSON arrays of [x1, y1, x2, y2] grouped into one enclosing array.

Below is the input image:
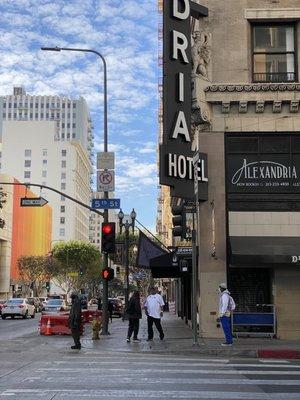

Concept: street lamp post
[[118, 208, 136, 310], [41, 46, 110, 335]]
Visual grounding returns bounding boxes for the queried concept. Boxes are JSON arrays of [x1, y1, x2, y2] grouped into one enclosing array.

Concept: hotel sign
[[159, 0, 208, 201]]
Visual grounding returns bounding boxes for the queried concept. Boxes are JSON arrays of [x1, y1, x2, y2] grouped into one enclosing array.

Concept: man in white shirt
[[144, 287, 165, 341], [218, 282, 234, 346]]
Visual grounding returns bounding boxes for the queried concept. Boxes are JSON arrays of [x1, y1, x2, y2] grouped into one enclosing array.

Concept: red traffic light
[[102, 224, 113, 234], [101, 267, 114, 281]]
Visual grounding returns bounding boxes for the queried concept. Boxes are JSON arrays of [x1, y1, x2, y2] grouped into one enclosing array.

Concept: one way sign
[[20, 197, 48, 207]]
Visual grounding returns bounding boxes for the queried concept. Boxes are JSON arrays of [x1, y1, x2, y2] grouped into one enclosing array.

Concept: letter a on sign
[[171, 111, 191, 142]]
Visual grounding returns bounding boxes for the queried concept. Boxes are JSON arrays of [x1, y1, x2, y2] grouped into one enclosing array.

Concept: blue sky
[[0, 0, 159, 230]]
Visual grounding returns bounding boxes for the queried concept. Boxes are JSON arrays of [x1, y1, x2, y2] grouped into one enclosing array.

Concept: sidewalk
[[81, 312, 300, 359]]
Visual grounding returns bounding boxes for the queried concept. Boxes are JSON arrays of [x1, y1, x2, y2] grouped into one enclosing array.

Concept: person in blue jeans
[[218, 282, 235, 346]]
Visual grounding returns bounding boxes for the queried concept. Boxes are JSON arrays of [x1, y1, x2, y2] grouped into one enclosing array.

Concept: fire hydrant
[[92, 317, 102, 340]]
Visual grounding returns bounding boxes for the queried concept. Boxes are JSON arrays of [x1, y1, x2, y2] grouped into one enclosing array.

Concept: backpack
[[228, 295, 236, 311]]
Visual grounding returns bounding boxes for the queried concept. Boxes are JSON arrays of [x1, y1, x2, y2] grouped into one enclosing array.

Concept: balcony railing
[[253, 72, 295, 83]]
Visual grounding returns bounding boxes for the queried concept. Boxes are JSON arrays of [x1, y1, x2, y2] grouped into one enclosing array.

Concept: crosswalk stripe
[[23, 376, 300, 385], [1, 389, 300, 399], [47, 360, 300, 368], [36, 367, 300, 375], [61, 355, 230, 363]]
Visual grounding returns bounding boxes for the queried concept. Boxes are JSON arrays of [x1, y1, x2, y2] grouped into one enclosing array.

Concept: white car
[[1, 298, 35, 319]]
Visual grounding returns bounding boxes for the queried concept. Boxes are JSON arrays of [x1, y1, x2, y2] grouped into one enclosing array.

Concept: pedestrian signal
[[101, 267, 114, 281], [101, 222, 116, 253]]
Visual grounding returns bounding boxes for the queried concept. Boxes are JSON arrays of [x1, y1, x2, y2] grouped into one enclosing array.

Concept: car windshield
[[7, 299, 23, 304], [47, 299, 62, 305]]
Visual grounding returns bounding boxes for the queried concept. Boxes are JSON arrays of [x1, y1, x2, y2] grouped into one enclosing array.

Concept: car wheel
[[23, 311, 28, 319], [1, 315, 6, 319], [31, 312, 35, 319]]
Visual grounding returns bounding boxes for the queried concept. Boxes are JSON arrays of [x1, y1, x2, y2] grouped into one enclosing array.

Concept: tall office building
[[0, 87, 93, 242]]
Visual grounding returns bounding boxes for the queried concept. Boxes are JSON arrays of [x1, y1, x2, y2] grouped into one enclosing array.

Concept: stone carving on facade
[[191, 30, 212, 126], [273, 101, 282, 113], [221, 102, 230, 114], [205, 83, 300, 92], [239, 101, 248, 113], [290, 100, 299, 113], [255, 101, 265, 113]]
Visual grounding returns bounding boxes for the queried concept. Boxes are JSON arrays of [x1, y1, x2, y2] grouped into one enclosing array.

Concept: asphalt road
[[0, 317, 300, 399], [0, 313, 40, 340]]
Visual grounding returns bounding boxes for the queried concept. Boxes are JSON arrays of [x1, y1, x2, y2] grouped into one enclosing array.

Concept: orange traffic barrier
[[82, 309, 102, 324], [39, 313, 84, 336]]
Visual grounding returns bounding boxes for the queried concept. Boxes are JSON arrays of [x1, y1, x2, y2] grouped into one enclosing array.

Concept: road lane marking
[[1, 389, 300, 399]]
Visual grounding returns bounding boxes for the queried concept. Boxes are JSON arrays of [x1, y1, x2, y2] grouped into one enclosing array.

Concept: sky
[[0, 0, 159, 230]]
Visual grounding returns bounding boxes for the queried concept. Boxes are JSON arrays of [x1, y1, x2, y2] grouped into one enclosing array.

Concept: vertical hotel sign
[[159, 0, 208, 200]]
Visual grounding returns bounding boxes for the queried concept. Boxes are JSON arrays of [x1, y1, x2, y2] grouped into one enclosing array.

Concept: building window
[[35, 113, 38, 118], [61, 160, 66, 168], [60, 205, 65, 213], [253, 24, 296, 83], [60, 217, 65, 224], [24, 171, 31, 178], [2, 113, 5, 118], [61, 172, 66, 179], [25, 149, 31, 157], [24, 160, 31, 168], [61, 149, 66, 157], [59, 228, 65, 236], [61, 195, 65, 201], [62, 123, 65, 128], [42, 149, 47, 156], [73, 103, 76, 108], [72, 123, 76, 128], [42, 159, 47, 165], [61, 182, 66, 190], [42, 170, 47, 178]]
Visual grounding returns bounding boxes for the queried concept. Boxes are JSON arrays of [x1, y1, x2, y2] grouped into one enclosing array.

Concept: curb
[[258, 349, 300, 359]]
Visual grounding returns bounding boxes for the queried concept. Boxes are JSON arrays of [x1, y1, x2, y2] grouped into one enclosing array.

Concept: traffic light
[[101, 267, 114, 281], [45, 281, 50, 292], [172, 204, 186, 239], [101, 222, 116, 253]]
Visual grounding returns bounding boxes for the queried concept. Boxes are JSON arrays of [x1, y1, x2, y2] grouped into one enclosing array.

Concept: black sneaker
[[126, 338, 130, 342], [160, 334, 164, 340], [71, 345, 81, 350]]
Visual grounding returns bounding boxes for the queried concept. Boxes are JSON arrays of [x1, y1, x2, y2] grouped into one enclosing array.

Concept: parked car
[[39, 297, 49, 310], [108, 298, 123, 318], [42, 299, 69, 313], [27, 297, 43, 312], [0, 300, 7, 315], [1, 298, 35, 319]]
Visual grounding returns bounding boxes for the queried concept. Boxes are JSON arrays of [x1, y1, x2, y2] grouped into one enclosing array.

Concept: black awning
[[230, 236, 300, 267], [149, 252, 183, 278]]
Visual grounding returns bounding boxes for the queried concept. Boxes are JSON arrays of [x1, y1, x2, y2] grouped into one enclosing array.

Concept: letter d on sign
[[173, 0, 190, 20], [292, 256, 298, 263]]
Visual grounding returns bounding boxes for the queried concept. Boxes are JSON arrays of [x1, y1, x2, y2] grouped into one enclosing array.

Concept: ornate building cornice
[[205, 83, 300, 93]]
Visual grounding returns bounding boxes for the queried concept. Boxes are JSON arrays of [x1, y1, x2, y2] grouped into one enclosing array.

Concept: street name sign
[[68, 272, 79, 278], [92, 198, 121, 209], [97, 152, 115, 170], [20, 197, 48, 207], [97, 170, 115, 192]]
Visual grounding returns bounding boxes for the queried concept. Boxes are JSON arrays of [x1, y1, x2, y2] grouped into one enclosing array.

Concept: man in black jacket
[[68, 292, 82, 349]]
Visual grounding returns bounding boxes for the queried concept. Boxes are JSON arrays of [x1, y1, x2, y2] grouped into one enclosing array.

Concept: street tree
[[18, 255, 58, 296], [51, 240, 102, 294], [0, 187, 7, 229]]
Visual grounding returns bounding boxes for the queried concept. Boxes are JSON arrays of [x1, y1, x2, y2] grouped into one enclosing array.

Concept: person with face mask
[[218, 283, 235, 346]]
